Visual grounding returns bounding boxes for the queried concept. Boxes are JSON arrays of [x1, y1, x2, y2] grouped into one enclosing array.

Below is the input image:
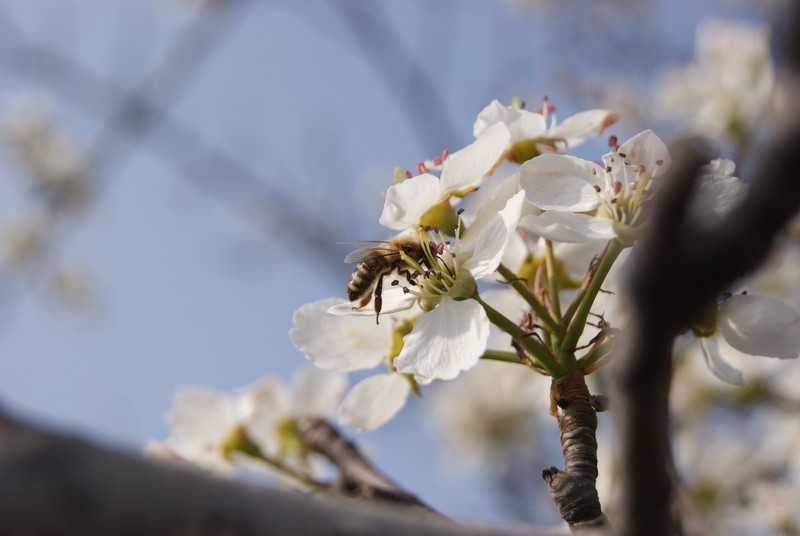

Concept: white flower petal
[[290, 298, 391, 371], [618, 130, 671, 178], [501, 230, 528, 273], [462, 190, 525, 279], [457, 172, 521, 254], [440, 123, 511, 192], [291, 368, 347, 416], [327, 284, 416, 317], [519, 212, 616, 243], [379, 174, 442, 230], [511, 110, 548, 140], [167, 387, 237, 448], [554, 241, 608, 279], [338, 373, 411, 431], [395, 298, 489, 381], [719, 294, 800, 359], [246, 378, 292, 455], [473, 99, 521, 138], [547, 109, 618, 147], [699, 336, 744, 386], [519, 154, 602, 212]]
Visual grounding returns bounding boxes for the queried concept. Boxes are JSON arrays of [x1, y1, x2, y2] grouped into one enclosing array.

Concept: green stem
[[562, 279, 589, 329], [481, 349, 527, 365], [232, 429, 324, 491], [576, 339, 613, 371], [475, 295, 564, 377], [544, 240, 561, 320], [560, 239, 623, 356], [497, 263, 561, 334]]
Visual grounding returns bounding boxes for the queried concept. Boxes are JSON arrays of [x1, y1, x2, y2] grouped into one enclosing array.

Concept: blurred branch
[[331, 1, 459, 152], [0, 409, 560, 536], [614, 2, 800, 528], [296, 417, 441, 515], [0, 2, 346, 331]]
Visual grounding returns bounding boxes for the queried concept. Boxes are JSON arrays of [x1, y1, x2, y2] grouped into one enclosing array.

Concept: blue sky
[[0, 0, 766, 525]]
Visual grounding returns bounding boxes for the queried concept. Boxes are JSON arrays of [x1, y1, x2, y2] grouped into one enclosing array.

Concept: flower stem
[[497, 263, 561, 334], [576, 339, 612, 372], [233, 429, 324, 491], [481, 349, 527, 365], [475, 295, 564, 377], [560, 239, 623, 357], [544, 240, 562, 321]]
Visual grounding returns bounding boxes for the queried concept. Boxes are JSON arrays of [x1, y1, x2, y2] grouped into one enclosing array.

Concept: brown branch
[[0, 409, 558, 536], [542, 370, 608, 533], [613, 2, 800, 528], [295, 417, 440, 515]]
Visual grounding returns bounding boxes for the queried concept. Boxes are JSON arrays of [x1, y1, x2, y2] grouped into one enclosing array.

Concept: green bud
[[274, 417, 306, 460], [388, 319, 415, 363], [220, 425, 263, 460], [506, 137, 563, 165]]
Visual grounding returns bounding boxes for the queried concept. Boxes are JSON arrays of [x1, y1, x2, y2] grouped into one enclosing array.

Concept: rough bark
[[542, 370, 607, 532]]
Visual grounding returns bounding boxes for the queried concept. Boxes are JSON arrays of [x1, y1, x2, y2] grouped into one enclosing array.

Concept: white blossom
[[378, 123, 511, 231], [655, 19, 774, 142], [684, 293, 800, 386], [162, 369, 345, 471], [290, 297, 415, 430], [473, 98, 617, 155], [519, 130, 670, 244]]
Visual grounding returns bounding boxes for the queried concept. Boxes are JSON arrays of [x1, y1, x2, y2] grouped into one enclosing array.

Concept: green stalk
[[543, 240, 561, 320], [475, 295, 564, 377], [481, 350, 527, 365], [576, 339, 612, 371], [560, 239, 623, 355], [497, 263, 561, 334], [227, 427, 323, 490]]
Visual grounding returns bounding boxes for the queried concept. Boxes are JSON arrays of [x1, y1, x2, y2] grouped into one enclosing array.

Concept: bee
[[345, 238, 427, 323]]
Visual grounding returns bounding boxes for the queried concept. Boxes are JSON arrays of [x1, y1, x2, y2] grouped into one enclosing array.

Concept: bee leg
[[374, 276, 384, 325]]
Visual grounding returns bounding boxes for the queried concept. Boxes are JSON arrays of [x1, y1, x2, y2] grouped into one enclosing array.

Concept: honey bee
[[345, 238, 427, 323]]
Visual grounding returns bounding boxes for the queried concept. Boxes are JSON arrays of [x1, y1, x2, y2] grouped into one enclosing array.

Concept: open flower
[[474, 98, 618, 165], [684, 293, 800, 386], [290, 298, 415, 430], [518, 130, 670, 244], [332, 177, 525, 384], [379, 123, 511, 232], [393, 184, 527, 382], [162, 369, 345, 472]]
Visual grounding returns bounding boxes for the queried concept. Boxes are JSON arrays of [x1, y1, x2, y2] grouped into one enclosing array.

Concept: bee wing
[[343, 243, 397, 263]]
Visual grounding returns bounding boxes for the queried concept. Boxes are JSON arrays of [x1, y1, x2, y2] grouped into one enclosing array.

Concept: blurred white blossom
[[655, 19, 774, 144]]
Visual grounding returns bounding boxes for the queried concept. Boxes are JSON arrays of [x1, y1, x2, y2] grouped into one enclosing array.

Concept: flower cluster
[[156, 91, 800, 530]]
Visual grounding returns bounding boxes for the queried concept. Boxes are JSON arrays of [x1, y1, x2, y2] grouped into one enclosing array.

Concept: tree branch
[[0, 409, 560, 536], [542, 370, 608, 533], [613, 6, 800, 527], [295, 417, 441, 515]]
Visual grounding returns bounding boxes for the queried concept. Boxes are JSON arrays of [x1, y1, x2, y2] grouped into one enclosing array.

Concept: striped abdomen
[[347, 253, 393, 306]]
